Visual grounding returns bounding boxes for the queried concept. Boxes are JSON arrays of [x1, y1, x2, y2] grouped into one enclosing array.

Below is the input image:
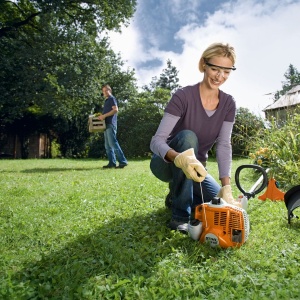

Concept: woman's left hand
[[217, 185, 242, 208]]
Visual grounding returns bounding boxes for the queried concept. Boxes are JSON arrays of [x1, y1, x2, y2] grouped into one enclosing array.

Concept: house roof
[[263, 84, 300, 111]]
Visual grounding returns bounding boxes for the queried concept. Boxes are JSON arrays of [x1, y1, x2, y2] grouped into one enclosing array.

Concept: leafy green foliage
[[250, 113, 300, 190], [0, 0, 137, 157], [0, 158, 299, 299], [117, 92, 164, 157], [86, 131, 106, 158], [0, 0, 137, 119], [0, 0, 137, 39], [232, 107, 265, 157]]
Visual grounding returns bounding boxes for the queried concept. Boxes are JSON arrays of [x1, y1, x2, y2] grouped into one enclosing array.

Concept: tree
[[0, 0, 137, 120], [0, 0, 138, 157], [143, 59, 181, 93], [141, 59, 181, 111], [116, 91, 164, 157], [0, 0, 136, 39], [232, 107, 265, 157], [274, 64, 300, 100], [156, 59, 181, 93]]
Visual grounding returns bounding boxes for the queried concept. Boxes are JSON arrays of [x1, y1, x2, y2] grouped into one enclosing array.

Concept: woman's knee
[[170, 130, 198, 152], [150, 155, 173, 182]]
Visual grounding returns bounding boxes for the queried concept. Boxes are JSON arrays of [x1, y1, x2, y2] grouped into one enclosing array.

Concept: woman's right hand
[[174, 148, 207, 182]]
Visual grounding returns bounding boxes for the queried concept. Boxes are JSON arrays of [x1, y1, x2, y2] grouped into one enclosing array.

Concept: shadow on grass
[[21, 167, 100, 173], [8, 207, 213, 298], [285, 213, 300, 231]]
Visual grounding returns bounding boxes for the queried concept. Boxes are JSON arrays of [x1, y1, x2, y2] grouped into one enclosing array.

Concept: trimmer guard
[[284, 185, 300, 224]]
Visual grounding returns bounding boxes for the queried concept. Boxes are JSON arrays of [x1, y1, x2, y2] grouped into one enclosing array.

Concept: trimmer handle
[[235, 164, 269, 199]]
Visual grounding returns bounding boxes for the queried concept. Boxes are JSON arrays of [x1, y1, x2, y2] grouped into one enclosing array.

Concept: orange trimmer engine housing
[[194, 197, 250, 248]]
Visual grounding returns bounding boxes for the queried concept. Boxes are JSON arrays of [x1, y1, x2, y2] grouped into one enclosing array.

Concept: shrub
[[249, 114, 300, 190], [232, 107, 265, 157]]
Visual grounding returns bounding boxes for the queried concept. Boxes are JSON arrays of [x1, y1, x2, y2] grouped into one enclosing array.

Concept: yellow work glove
[[174, 148, 207, 182], [217, 185, 242, 208]]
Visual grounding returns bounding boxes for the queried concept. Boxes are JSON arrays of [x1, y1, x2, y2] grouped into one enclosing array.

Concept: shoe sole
[[168, 221, 188, 234], [116, 165, 128, 169]]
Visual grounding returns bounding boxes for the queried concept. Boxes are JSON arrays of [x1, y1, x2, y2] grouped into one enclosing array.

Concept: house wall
[[265, 105, 300, 124], [0, 134, 20, 158], [0, 133, 49, 158]]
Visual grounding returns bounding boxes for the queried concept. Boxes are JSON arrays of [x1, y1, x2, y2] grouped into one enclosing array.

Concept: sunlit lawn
[[0, 158, 299, 299]]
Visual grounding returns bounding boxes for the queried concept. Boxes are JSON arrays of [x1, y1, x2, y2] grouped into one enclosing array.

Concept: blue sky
[[109, 0, 300, 116]]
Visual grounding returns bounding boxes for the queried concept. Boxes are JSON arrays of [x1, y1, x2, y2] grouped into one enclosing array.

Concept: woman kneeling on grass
[[150, 42, 241, 234]]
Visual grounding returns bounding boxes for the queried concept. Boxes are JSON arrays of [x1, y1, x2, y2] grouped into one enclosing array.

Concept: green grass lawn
[[0, 158, 299, 299]]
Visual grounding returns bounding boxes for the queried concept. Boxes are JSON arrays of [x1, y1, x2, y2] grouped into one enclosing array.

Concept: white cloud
[[108, 25, 144, 65], [108, 0, 300, 116]]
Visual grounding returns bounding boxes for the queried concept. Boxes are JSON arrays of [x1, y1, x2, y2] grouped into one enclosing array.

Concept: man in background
[[98, 84, 128, 169]]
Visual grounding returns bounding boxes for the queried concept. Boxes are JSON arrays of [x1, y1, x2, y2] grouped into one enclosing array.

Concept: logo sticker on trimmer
[[205, 233, 219, 247]]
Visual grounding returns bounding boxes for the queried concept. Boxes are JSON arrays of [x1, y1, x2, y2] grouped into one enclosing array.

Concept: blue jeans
[[150, 130, 221, 222], [104, 124, 127, 166]]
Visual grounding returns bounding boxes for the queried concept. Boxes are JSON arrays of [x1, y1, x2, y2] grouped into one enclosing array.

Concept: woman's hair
[[198, 43, 236, 73]]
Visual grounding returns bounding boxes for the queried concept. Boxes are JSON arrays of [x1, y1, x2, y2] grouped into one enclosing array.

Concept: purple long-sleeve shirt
[[150, 83, 236, 179]]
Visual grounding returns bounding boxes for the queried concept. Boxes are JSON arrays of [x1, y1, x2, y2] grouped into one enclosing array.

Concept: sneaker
[[103, 164, 116, 169], [115, 164, 128, 169], [169, 219, 189, 234]]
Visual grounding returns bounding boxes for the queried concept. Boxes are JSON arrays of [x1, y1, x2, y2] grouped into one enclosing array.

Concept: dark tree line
[[0, 0, 137, 157]]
